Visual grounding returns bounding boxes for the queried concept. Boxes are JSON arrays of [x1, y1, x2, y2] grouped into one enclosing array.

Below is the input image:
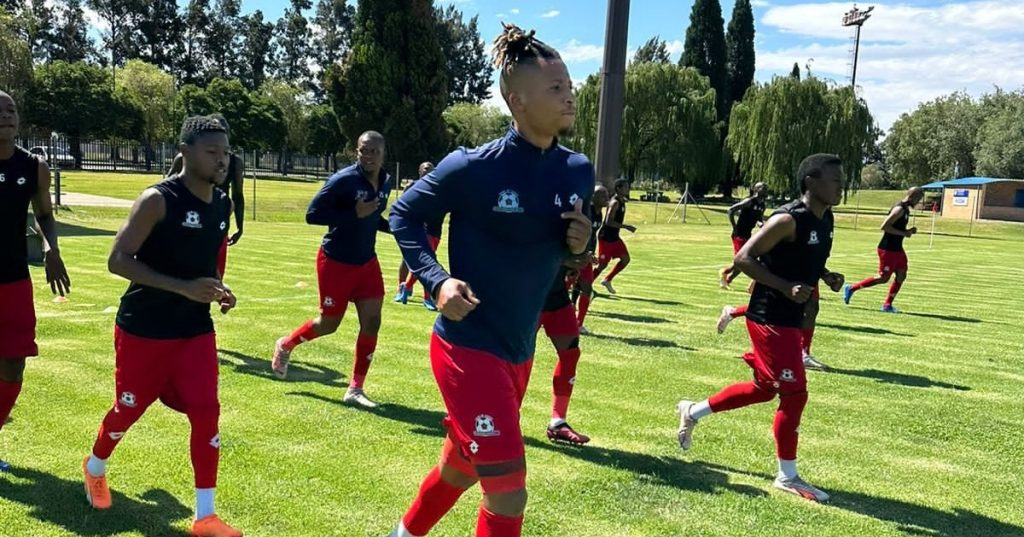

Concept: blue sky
[[84, 0, 1024, 130]]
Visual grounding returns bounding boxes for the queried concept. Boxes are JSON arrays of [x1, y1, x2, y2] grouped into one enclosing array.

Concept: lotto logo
[[108, 432, 125, 440], [209, 434, 221, 449], [469, 441, 480, 454]]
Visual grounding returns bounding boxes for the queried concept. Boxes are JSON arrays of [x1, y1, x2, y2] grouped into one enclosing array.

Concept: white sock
[[196, 488, 215, 519], [391, 521, 420, 537], [549, 418, 567, 428], [688, 400, 713, 421], [86, 454, 107, 477], [778, 459, 798, 480]]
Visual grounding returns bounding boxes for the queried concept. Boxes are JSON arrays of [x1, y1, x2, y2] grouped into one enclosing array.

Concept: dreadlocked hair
[[179, 115, 228, 145], [492, 23, 560, 95]]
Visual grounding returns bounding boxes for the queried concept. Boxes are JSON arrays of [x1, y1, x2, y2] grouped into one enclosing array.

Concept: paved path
[[53, 192, 133, 208]]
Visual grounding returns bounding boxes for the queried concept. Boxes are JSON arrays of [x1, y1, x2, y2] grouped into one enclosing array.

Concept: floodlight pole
[[594, 0, 630, 188], [842, 5, 874, 89]]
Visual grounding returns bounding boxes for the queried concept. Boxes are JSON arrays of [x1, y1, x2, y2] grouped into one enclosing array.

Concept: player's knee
[[476, 457, 527, 497], [316, 315, 343, 334], [895, 271, 907, 283], [359, 314, 382, 335], [186, 401, 221, 422], [552, 336, 579, 351], [0, 359, 26, 382], [482, 488, 528, 517], [440, 462, 478, 489]]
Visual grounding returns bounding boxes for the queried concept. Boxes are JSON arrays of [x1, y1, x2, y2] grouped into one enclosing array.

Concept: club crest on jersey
[[355, 190, 367, 200], [473, 414, 500, 437], [119, 391, 137, 408], [183, 210, 202, 229], [780, 369, 796, 382], [494, 190, 524, 213], [808, 231, 819, 245]]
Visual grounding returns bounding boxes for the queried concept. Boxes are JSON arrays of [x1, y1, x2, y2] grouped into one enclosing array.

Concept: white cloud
[[750, 0, 771, 7], [665, 39, 685, 57], [510, 8, 520, 15], [757, 0, 1024, 130], [560, 39, 604, 63], [81, 4, 110, 32], [540, 10, 560, 18]]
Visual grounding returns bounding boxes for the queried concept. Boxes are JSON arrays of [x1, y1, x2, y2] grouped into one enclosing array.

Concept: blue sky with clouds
[[84, 0, 1024, 130]]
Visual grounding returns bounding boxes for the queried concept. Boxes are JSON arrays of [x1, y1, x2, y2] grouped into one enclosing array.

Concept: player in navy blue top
[[272, 131, 392, 408], [394, 161, 444, 310], [0, 90, 71, 473], [386, 24, 594, 537]]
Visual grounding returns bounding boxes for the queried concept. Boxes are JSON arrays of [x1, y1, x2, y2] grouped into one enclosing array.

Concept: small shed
[[920, 177, 1024, 222]]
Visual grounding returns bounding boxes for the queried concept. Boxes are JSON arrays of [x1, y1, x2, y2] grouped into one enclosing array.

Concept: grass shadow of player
[[816, 322, 914, 337], [700, 462, 1022, 537], [217, 349, 346, 388], [56, 221, 117, 237], [591, 311, 673, 324], [287, 391, 448, 438], [898, 311, 982, 324], [0, 465, 191, 536], [602, 294, 687, 308], [586, 332, 694, 351], [525, 438, 767, 498], [826, 367, 970, 391]]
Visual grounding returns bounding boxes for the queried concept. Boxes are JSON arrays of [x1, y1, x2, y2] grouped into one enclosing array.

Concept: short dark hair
[[358, 130, 385, 145], [208, 113, 230, 135], [796, 154, 842, 192], [614, 178, 630, 190], [180, 115, 227, 145], [492, 23, 561, 99]]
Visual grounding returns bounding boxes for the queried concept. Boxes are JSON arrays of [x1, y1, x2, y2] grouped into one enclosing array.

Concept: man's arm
[[31, 160, 70, 295], [734, 213, 812, 303], [727, 196, 753, 229], [167, 153, 183, 177], [228, 155, 245, 243], [109, 189, 224, 304], [880, 206, 913, 236], [306, 177, 360, 226]]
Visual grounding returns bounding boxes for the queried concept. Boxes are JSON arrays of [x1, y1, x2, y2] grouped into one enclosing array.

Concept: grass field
[[2, 171, 1023, 536]]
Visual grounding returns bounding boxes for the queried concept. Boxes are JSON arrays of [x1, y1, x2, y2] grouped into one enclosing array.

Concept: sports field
[[2, 171, 1022, 536]]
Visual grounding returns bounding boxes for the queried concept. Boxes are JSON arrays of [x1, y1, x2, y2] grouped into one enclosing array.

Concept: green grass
[[4, 172, 1024, 536]]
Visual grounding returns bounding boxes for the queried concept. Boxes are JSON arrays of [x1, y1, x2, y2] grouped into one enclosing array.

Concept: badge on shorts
[[119, 391, 137, 408], [780, 369, 796, 382], [473, 414, 500, 437]]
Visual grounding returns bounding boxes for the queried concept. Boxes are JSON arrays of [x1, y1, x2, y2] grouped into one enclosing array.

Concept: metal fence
[[16, 136, 336, 179]]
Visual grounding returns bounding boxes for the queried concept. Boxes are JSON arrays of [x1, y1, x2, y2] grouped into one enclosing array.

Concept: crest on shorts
[[473, 414, 500, 437], [323, 296, 335, 307], [119, 391, 137, 408], [183, 210, 202, 229], [780, 369, 796, 382], [493, 190, 524, 213]]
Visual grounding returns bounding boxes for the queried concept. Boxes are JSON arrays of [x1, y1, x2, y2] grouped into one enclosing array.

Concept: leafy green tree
[[238, 10, 275, 91], [434, 5, 493, 105], [443, 103, 509, 150], [725, 0, 755, 108], [632, 36, 671, 65], [0, 10, 33, 104], [885, 92, 981, 184]]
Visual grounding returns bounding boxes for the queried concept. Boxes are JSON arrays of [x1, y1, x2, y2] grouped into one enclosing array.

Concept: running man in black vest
[[719, 182, 767, 289], [594, 178, 635, 294], [676, 154, 846, 503], [83, 116, 242, 537], [0, 90, 71, 472], [843, 187, 924, 312], [169, 114, 244, 277]]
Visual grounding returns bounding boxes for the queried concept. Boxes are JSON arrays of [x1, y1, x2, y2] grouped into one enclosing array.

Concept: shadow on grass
[[899, 311, 982, 324], [586, 332, 694, 351], [287, 391, 445, 438], [0, 466, 190, 536], [591, 311, 673, 324], [816, 322, 914, 337], [218, 349, 346, 388], [55, 221, 117, 237], [702, 462, 1023, 537], [826, 367, 970, 391], [603, 294, 687, 308]]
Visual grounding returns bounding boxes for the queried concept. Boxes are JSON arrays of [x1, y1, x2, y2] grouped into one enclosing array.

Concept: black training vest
[[733, 198, 766, 239], [599, 198, 626, 241], [116, 176, 231, 339], [878, 202, 911, 252], [0, 147, 40, 283], [747, 200, 834, 328]]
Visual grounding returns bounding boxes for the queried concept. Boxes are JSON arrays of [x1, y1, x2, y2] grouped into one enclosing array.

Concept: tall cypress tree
[[328, 0, 447, 167], [680, 0, 729, 120], [725, 0, 755, 109]]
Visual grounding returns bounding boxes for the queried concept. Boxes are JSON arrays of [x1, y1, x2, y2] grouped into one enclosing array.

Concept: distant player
[[82, 116, 242, 537], [594, 178, 636, 294], [386, 24, 593, 537], [843, 187, 924, 312], [574, 184, 609, 334], [0, 90, 71, 472], [677, 154, 846, 503], [169, 114, 244, 278], [271, 131, 391, 408], [538, 264, 591, 445], [395, 161, 443, 311], [719, 182, 766, 289]]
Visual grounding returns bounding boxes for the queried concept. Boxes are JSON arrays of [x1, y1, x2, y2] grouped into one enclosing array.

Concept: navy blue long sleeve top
[[389, 128, 595, 364], [307, 164, 392, 265]]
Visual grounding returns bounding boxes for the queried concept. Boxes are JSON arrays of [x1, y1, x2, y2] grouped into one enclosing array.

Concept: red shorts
[[430, 334, 532, 465], [732, 236, 748, 254], [877, 249, 908, 275], [316, 249, 385, 317], [538, 304, 579, 339], [427, 235, 441, 251], [0, 279, 38, 359], [217, 237, 228, 277], [598, 239, 628, 263], [577, 261, 595, 285], [741, 319, 806, 394], [112, 326, 218, 415]]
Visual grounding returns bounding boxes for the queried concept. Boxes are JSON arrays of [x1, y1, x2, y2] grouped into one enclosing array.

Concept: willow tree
[[727, 75, 874, 196], [571, 63, 720, 192]]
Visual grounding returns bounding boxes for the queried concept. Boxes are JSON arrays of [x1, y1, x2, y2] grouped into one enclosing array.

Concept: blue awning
[[920, 177, 1019, 189]]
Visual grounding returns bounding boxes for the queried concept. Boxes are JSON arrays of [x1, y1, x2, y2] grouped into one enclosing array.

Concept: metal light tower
[[594, 0, 630, 187], [842, 5, 874, 89]]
